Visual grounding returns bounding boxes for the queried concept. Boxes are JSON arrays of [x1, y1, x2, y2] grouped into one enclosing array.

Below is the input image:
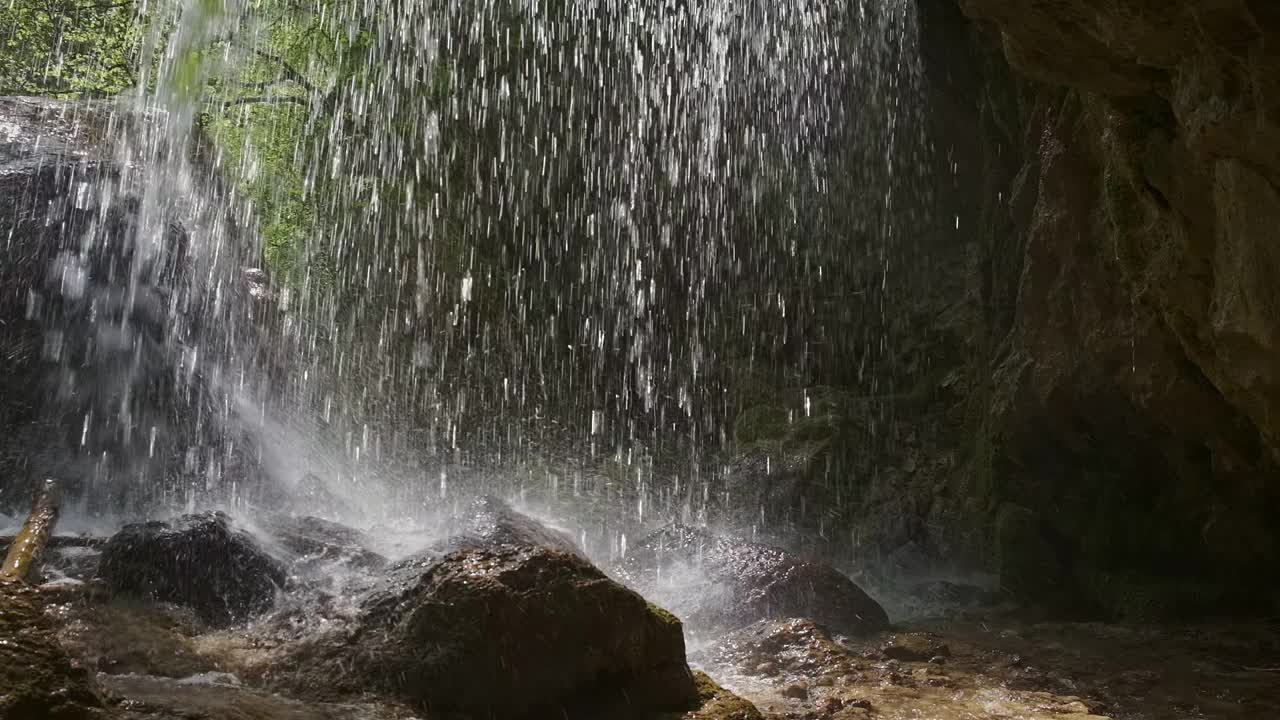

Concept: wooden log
[[0, 479, 62, 582]]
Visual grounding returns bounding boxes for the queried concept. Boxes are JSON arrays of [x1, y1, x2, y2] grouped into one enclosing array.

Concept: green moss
[[682, 671, 764, 720], [646, 602, 682, 630]]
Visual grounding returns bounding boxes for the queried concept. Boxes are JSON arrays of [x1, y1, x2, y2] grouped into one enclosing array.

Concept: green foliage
[[206, 103, 311, 274], [0, 0, 139, 96]]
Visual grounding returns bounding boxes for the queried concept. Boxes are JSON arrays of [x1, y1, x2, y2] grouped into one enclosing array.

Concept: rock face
[[0, 95, 272, 516], [615, 525, 889, 637], [832, 0, 1280, 620], [98, 511, 286, 626], [266, 502, 706, 718], [920, 0, 1280, 617]]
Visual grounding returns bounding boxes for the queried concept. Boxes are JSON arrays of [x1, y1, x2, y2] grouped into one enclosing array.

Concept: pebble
[[782, 682, 810, 700], [754, 661, 779, 676]]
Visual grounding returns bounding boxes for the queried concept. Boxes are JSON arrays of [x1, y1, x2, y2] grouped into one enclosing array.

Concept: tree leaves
[[0, 0, 139, 96]]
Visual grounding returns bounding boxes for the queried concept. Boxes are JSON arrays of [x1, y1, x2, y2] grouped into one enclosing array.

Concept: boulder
[[615, 524, 889, 637], [692, 618, 857, 682], [278, 542, 699, 717], [98, 511, 285, 626]]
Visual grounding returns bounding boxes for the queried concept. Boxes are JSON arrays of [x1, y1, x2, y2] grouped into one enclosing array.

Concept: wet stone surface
[[98, 512, 286, 627], [22, 504, 759, 720], [9, 505, 1280, 720], [614, 524, 890, 640], [0, 578, 105, 720], [694, 615, 1280, 720]]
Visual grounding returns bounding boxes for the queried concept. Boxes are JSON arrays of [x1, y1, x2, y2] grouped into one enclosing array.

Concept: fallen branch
[[0, 479, 63, 583]]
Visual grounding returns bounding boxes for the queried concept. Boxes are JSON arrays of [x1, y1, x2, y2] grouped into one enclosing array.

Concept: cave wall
[[937, 0, 1280, 617]]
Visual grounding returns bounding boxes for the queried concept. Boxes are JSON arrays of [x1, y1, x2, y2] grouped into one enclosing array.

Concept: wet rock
[[440, 494, 581, 554], [695, 619, 858, 681], [257, 514, 386, 573], [0, 97, 261, 516], [0, 578, 105, 720], [98, 511, 286, 626], [217, 506, 751, 719], [880, 633, 951, 662], [98, 672, 420, 720], [288, 473, 360, 521], [616, 524, 889, 636], [944, 0, 1280, 618], [907, 579, 998, 608], [996, 504, 1072, 606], [276, 523, 700, 716], [781, 682, 809, 700], [56, 601, 209, 678], [683, 671, 765, 720]]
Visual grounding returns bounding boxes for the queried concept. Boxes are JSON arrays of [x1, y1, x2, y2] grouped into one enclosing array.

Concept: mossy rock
[[683, 672, 763, 720], [646, 672, 762, 720]]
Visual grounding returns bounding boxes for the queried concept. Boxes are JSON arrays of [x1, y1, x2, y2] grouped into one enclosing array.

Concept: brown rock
[[695, 619, 858, 683], [276, 538, 699, 717], [782, 682, 809, 700], [880, 632, 951, 662]]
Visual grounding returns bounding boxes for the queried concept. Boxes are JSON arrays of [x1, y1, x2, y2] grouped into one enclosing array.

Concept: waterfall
[[12, 0, 924, 539]]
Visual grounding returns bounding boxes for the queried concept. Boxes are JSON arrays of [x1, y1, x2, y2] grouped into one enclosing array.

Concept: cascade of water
[[14, 0, 924, 541], [25, 0, 276, 516], [259, 0, 925, 528]]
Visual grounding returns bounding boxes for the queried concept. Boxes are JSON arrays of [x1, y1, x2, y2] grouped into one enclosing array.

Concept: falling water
[[15, 0, 311, 519], [245, 0, 925, 530], [22, 0, 926, 549]]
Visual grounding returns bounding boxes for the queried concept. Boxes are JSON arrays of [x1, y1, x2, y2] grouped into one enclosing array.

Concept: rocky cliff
[[932, 0, 1280, 618]]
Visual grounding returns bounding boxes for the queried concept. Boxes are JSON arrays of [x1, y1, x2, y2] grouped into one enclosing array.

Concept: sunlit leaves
[[0, 0, 140, 96]]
